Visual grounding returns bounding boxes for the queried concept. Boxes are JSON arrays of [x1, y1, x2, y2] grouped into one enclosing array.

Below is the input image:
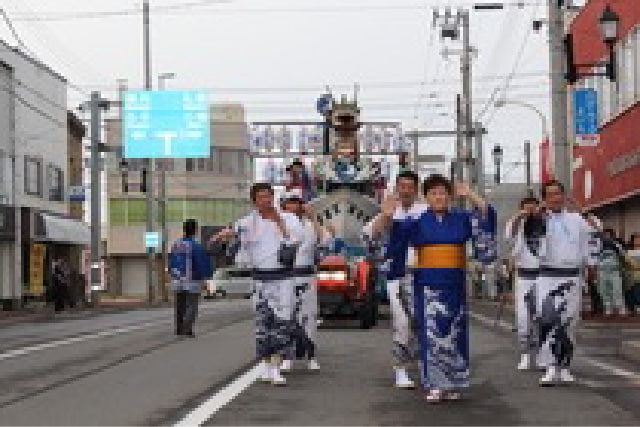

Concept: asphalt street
[[1, 300, 640, 426]]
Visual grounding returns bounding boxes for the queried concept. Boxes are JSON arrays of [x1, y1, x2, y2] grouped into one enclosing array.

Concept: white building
[[0, 39, 88, 309]]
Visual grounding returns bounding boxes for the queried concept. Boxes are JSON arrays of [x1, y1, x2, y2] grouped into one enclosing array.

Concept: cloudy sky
[[0, 0, 553, 182]]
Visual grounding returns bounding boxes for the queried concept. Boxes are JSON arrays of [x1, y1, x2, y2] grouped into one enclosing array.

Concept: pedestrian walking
[[505, 196, 545, 371], [536, 180, 598, 386], [279, 189, 323, 372], [213, 183, 302, 386], [169, 219, 212, 337], [363, 170, 428, 390], [398, 176, 497, 403], [52, 258, 69, 312]]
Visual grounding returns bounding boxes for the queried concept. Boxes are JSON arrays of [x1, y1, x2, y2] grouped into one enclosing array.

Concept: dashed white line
[[0, 319, 172, 362], [175, 363, 261, 427]]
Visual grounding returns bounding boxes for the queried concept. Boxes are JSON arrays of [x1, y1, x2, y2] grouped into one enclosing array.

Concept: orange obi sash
[[414, 244, 466, 269]]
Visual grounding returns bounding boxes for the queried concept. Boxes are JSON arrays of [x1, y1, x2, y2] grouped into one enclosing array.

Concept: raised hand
[[454, 182, 471, 198], [382, 193, 399, 217]]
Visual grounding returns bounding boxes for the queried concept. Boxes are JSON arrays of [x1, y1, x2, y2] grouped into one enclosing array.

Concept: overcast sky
[[0, 0, 552, 183]]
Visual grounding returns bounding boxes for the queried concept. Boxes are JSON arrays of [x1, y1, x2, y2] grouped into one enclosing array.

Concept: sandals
[[425, 390, 461, 403], [425, 390, 444, 403]]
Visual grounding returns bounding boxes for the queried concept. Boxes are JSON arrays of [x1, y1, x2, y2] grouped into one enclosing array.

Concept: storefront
[[25, 210, 90, 304], [570, 0, 640, 243]]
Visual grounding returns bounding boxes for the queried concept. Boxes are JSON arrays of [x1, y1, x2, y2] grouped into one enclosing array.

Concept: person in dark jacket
[[170, 219, 212, 337]]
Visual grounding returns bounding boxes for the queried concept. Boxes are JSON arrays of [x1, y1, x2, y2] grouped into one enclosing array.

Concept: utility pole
[[455, 94, 463, 183], [89, 92, 108, 307], [143, 0, 155, 305], [158, 73, 175, 303], [434, 8, 474, 184], [460, 10, 473, 186], [474, 122, 486, 197], [524, 140, 532, 189], [548, 0, 569, 189]]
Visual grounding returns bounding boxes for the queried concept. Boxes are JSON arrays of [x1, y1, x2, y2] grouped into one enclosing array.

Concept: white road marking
[[470, 310, 640, 384], [175, 363, 261, 427], [0, 319, 172, 362], [0, 302, 246, 362], [581, 357, 640, 383]]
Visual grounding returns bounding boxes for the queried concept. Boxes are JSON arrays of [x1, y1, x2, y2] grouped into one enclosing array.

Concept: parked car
[[204, 267, 253, 299]]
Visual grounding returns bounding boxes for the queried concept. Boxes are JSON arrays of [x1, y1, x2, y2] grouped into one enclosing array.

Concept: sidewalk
[[0, 296, 172, 327], [470, 297, 640, 365]]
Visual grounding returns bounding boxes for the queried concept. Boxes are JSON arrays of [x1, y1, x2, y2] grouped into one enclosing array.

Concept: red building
[[570, 0, 640, 242]]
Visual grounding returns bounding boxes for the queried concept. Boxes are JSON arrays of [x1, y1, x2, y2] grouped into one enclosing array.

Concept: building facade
[[570, 0, 640, 242], [0, 39, 89, 309], [104, 102, 251, 298]]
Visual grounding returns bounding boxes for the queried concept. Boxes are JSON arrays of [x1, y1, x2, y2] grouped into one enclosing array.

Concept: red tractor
[[315, 253, 379, 329]]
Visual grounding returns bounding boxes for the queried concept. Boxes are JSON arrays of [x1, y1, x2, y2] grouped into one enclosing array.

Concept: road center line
[[0, 319, 172, 362], [175, 364, 261, 427]]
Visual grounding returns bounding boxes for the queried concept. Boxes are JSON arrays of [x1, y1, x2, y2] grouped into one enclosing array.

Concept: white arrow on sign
[[157, 131, 178, 156]]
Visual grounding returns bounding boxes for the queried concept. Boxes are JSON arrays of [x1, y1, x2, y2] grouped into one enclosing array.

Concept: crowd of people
[[167, 159, 638, 404]]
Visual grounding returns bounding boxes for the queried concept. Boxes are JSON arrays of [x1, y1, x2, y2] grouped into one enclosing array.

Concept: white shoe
[[539, 366, 559, 386], [517, 354, 531, 371], [271, 367, 287, 386], [280, 359, 293, 373], [559, 368, 575, 384], [394, 367, 416, 389], [258, 362, 273, 383], [307, 359, 321, 371]]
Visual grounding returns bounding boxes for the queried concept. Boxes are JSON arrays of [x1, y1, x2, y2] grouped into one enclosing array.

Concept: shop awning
[[40, 214, 90, 245]]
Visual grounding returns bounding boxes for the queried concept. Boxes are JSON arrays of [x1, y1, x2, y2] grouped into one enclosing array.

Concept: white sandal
[[444, 391, 461, 401], [425, 389, 444, 403]]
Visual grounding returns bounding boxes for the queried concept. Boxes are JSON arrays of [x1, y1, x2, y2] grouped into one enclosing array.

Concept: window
[[48, 165, 64, 202], [109, 199, 126, 226], [24, 157, 42, 196]]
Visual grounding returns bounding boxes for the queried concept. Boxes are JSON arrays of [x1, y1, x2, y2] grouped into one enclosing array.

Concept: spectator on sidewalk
[[169, 219, 212, 337], [597, 228, 627, 316], [52, 259, 70, 313], [624, 233, 640, 315]]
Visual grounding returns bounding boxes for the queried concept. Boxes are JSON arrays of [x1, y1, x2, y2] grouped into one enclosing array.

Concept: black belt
[[293, 266, 315, 276], [251, 268, 292, 281], [517, 268, 539, 279], [539, 267, 581, 277]]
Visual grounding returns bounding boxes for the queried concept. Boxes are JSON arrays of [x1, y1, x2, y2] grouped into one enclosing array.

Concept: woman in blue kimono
[[406, 175, 496, 403]]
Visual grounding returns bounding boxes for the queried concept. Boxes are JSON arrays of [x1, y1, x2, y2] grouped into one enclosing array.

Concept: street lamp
[[492, 144, 503, 185], [565, 5, 620, 84], [599, 5, 620, 43], [494, 99, 548, 142], [157, 72, 176, 91]]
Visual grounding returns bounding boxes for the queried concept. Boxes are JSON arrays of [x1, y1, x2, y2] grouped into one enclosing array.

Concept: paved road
[[2, 301, 640, 426]]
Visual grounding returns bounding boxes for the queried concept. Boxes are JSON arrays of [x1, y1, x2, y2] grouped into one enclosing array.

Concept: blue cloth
[[404, 206, 496, 390], [386, 218, 416, 281], [169, 238, 213, 293]]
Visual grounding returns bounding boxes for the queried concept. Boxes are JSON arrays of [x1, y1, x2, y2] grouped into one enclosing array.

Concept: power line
[[0, 7, 40, 59], [8, 2, 545, 21], [475, 1, 542, 123], [0, 83, 65, 127]]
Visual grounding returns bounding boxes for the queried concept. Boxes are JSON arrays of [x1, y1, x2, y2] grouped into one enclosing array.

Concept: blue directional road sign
[[123, 91, 211, 158], [574, 88, 599, 146], [145, 232, 160, 250]]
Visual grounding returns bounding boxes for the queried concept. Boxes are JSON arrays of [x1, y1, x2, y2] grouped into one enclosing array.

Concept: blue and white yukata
[[364, 203, 429, 367], [402, 207, 497, 391], [235, 211, 302, 360], [288, 217, 321, 361], [506, 215, 546, 359], [537, 211, 595, 369]]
